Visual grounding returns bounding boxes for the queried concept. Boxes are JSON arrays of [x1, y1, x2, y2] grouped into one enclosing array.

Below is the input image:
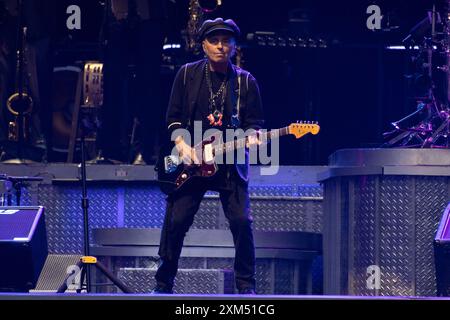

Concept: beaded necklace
[[205, 62, 228, 126]]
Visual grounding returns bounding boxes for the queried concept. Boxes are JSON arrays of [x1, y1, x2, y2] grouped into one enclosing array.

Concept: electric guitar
[[156, 122, 320, 195]]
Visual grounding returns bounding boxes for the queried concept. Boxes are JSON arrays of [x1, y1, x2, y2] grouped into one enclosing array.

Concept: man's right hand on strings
[[175, 137, 200, 165]]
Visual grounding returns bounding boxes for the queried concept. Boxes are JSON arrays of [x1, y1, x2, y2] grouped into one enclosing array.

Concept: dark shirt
[[194, 69, 229, 128], [165, 59, 264, 184]]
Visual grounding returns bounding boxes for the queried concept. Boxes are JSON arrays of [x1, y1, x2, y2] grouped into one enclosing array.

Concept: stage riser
[[93, 257, 321, 295], [117, 269, 235, 294], [1, 164, 324, 295], [30, 254, 322, 295], [18, 184, 323, 254], [324, 175, 450, 297]]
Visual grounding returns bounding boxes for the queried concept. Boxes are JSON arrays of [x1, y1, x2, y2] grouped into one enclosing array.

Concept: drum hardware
[[383, 5, 449, 149], [0, 174, 43, 206], [186, 0, 222, 54]]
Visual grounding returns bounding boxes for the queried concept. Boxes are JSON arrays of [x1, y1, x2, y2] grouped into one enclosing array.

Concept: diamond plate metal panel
[[255, 259, 272, 295], [249, 185, 296, 197], [33, 181, 323, 278], [123, 186, 323, 232], [124, 189, 222, 230], [311, 201, 324, 233], [117, 268, 234, 294], [352, 176, 377, 295], [177, 269, 235, 294], [19, 186, 34, 206], [252, 200, 308, 232], [415, 177, 450, 296], [89, 187, 120, 228], [207, 258, 234, 271], [101, 256, 159, 271], [124, 186, 166, 227], [115, 268, 156, 293], [297, 185, 324, 198], [274, 260, 295, 294], [38, 185, 86, 254], [379, 177, 415, 296], [326, 173, 450, 297], [194, 196, 221, 229], [94, 256, 317, 294], [38, 185, 118, 254], [179, 257, 208, 269]]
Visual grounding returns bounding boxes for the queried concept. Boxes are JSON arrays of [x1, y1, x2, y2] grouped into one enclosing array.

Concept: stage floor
[[0, 293, 449, 300]]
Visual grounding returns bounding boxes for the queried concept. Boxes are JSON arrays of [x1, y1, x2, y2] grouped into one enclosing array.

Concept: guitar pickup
[[164, 155, 181, 173], [203, 143, 214, 163]]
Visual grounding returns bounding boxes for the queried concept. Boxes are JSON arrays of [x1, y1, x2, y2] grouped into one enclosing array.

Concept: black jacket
[[166, 59, 264, 182]]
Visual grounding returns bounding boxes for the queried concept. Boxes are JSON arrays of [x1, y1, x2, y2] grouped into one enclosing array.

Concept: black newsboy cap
[[198, 18, 240, 40]]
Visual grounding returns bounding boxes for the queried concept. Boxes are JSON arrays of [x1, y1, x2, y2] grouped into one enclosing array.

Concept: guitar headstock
[[288, 121, 320, 139]]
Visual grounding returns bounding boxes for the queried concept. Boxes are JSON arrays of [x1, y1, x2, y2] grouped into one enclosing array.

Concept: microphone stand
[[57, 97, 132, 294], [80, 133, 92, 291]]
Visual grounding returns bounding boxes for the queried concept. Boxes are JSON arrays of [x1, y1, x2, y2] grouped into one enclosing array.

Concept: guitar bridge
[[164, 155, 181, 173]]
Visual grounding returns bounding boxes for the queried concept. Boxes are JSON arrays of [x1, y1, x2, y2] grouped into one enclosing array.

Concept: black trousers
[[155, 175, 256, 292]]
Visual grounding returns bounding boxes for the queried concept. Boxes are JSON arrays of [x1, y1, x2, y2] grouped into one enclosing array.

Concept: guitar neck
[[214, 126, 290, 156]]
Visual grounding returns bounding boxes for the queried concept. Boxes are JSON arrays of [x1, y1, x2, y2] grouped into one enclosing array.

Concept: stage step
[[117, 268, 235, 294]]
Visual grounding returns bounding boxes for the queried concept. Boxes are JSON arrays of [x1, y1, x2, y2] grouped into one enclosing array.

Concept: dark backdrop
[[200, 0, 440, 164], [1, 0, 442, 164]]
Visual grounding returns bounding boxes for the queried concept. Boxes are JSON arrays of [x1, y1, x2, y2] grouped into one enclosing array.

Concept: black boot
[[150, 284, 173, 294]]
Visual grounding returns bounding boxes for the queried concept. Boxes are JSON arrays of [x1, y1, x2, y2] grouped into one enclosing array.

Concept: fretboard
[[214, 126, 290, 156]]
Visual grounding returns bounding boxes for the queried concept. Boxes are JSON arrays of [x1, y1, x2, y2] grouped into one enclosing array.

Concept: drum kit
[[383, 4, 449, 149], [0, 174, 42, 206]]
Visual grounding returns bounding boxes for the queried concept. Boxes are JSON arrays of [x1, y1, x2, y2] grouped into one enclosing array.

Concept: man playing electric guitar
[[152, 18, 264, 295]]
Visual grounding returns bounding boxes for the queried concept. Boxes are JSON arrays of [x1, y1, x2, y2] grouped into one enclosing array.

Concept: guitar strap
[[234, 70, 242, 128], [183, 62, 196, 130], [231, 69, 250, 128], [228, 69, 241, 129], [237, 69, 250, 112]]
